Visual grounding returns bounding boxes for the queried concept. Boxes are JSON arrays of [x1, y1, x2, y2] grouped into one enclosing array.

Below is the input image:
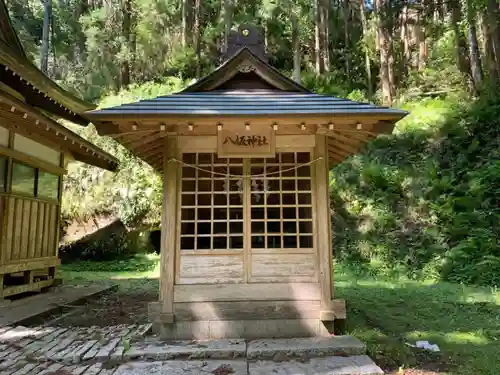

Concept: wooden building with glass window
[[0, 1, 118, 298], [87, 26, 407, 339]]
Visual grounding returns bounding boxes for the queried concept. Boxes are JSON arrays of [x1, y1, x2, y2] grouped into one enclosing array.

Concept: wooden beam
[[0, 96, 115, 163], [122, 131, 162, 149], [135, 143, 164, 160], [138, 139, 164, 155], [327, 147, 348, 162], [327, 139, 360, 155], [159, 135, 178, 321], [0, 105, 117, 170], [314, 133, 334, 312], [329, 131, 367, 146], [0, 145, 65, 175], [375, 120, 395, 134], [118, 131, 151, 146], [87, 113, 403, 127], [332, 130, 373, 143], [94, 121, 122, 136]]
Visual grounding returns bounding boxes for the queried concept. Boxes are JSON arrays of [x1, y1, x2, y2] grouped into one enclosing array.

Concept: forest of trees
[[6, 0, 500, 286], [6, 0, 500, 104]]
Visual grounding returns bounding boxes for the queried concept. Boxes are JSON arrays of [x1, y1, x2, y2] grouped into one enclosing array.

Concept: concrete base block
[[153, 319, 334, 340]]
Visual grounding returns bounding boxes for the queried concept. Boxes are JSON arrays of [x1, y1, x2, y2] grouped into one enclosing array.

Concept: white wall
[[13, 134, 61, 166]]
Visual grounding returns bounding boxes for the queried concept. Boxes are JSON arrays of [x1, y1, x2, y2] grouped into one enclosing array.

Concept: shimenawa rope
[[168, 157, 322, 178]]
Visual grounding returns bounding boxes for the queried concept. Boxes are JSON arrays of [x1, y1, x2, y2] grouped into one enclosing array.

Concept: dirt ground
[[39, 284, 158, 327]]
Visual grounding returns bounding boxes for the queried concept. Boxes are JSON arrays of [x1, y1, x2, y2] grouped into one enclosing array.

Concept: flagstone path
[[0, 325, 384, 374]]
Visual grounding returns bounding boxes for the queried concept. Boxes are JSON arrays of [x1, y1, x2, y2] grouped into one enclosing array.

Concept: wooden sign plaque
[[217, 126, 275, 158]]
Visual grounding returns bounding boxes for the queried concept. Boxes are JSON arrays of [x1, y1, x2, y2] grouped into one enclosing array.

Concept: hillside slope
[[331, 95, 500, 286]]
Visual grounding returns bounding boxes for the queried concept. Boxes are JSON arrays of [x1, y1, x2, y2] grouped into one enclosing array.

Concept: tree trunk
[[291, 11, 301, 84], [194, 0, 201, 78], [315, 0, 324, 74], [450, 0, 471, 77], [40, 0, 52, 74], [466, 0, 483, 92], [321, 0, 330, 72], [359, 0, 372, 98], [486, 0, 500, 74], [182, 0, 190, 47], [343, 0, 349, 73], [480, 10, 499, 84], [120, 0, 132, 88], [400, 5, 410, 70], [375, 0, 393, 105], [223, 0, 232, 52], [418, 27, 427, 71]]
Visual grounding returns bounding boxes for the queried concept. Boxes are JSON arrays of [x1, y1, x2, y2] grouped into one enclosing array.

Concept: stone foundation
[[152, 318, 335, 340]]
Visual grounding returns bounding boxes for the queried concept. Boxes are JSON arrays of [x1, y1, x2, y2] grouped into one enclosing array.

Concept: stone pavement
[[0, 325, 384, 374]]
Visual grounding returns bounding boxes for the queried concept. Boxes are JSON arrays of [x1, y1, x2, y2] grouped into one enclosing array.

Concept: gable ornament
[[238, 63, 256, 73]]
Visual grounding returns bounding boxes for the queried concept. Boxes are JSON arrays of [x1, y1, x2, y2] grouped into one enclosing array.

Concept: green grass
[[335, 265, 500, 374], [60, 257, 500, 374]]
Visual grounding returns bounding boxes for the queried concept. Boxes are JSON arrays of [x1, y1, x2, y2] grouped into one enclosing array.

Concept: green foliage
[[62, 253, 159, 272], [60, 230, 142, 262], [61, 80, 187, 226], [331, 93, 500, 286]]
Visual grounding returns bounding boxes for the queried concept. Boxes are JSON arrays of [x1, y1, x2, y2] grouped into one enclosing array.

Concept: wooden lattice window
[[180, 153, 244, 251], [179, 152, 314, 252], [249, 152, 313, 249]]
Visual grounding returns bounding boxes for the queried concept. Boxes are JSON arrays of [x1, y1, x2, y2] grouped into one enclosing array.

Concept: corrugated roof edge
[[86, 90, 409, 119]]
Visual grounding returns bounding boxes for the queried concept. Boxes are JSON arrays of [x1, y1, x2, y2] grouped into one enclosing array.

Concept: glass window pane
[[0, 157, 7, 192], [11, 162, 35, 196], [38, 171, 59, 200]]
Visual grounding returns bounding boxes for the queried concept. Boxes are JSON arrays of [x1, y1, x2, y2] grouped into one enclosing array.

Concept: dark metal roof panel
[[88, 91, 408, 117]]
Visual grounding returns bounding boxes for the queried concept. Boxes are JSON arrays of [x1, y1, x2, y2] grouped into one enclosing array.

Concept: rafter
[[327, 139, 361, 155]]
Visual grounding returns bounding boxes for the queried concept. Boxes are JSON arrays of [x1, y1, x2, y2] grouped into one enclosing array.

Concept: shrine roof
[[86, 89, 408, 119]]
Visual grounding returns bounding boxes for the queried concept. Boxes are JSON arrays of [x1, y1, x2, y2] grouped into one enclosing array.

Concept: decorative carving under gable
[[238, 63, 256, 73]]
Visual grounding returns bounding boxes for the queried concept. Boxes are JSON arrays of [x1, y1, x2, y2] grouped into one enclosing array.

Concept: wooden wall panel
[[178, 254, 244, 284], [35, 202, 45, 258], [42, 203, 51, 257], [250, 253, 318, 283], [174, 300, 320, 321], [4, 197, 15, 262], [47, 204, 57, 256], [28, 201, 38, 259], [0, 196, 4, 263], [19, 200, 30, 259], [12, 198, 23, 260], [1, 197, 58, 263], [174, 283, 321, 302]]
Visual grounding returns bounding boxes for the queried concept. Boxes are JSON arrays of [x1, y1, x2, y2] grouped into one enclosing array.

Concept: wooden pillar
[[159, 135, 178, 322], [314, 133, 334, 316]]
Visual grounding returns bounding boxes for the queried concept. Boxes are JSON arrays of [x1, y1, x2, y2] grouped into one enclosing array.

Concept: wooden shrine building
[[88, 26, 407, 339], [0, 0, 118, 298]]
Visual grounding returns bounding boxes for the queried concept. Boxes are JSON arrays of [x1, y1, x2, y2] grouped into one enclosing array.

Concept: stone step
[[247, 336, 366, 360], [123, 339, 247, 360], [249, 355, 384, 375], [94, 360, 249, 375]]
